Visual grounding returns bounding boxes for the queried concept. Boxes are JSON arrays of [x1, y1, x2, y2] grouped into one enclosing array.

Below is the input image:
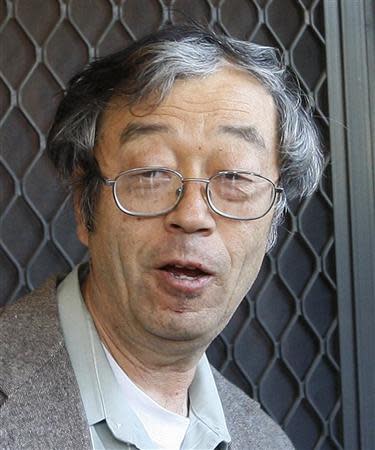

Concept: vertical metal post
[[324, 0, 375, 448]]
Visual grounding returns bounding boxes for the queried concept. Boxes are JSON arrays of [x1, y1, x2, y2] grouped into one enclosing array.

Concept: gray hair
[[47, 25, 323, 250]]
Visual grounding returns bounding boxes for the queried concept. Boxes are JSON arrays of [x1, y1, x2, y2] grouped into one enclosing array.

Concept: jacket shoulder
[[0, 276, 92, 449], [0, 277, 63, 395], [212, 367, 295, 450]]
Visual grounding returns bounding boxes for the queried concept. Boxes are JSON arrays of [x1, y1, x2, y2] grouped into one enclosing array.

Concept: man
[[0, 26, 322, 449]]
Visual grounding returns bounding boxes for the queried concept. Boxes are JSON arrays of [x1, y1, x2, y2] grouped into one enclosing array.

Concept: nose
[[164, 181, 216, 235]]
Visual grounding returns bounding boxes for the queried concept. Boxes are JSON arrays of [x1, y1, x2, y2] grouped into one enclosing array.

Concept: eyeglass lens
[[115, 169, 181, 215]]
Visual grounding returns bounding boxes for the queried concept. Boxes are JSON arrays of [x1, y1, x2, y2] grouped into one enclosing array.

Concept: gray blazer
[[0, 278, 294, 450]]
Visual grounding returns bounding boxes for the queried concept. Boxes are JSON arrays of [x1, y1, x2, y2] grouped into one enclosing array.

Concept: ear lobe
[[73, 192, 89, 247]]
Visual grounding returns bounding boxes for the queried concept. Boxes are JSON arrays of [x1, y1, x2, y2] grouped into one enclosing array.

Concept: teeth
[[160, 263, 208, 277], [172, 272, 198, 280], [173, 264, 197, 270]]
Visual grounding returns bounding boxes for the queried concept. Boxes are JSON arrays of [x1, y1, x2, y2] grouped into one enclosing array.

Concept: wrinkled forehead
[[97, 67, 278, 145]]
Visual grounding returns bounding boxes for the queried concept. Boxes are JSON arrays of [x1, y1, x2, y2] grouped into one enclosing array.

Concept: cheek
[[226, 220, 271, 288], [89, 193, 127, 261], [228, 219, 270, 262]]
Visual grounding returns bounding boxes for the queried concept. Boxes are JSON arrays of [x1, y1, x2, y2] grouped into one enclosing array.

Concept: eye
[[136, 169, 173, 183], [222, 172, 241, 181], [221, 172, 253, 185], [140, 169, 165, 179], [209, 172, 252, 202], [129, 169, 175, 191]]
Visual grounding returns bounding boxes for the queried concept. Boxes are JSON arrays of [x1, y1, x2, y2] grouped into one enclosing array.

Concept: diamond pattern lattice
[[0, 1, 342, 448]]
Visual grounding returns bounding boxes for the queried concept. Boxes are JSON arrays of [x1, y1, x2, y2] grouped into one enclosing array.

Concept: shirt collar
[[190, 354, 231, 441], [57, 265, 104, 425], [58, 266, 157, 448], [57, 265, 231, 448]]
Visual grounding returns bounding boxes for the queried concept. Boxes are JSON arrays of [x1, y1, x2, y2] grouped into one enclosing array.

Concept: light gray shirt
[[57, 266, 231, 450]]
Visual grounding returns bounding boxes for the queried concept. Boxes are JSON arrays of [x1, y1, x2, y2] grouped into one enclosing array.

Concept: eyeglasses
[[102, 167, 283, 221]]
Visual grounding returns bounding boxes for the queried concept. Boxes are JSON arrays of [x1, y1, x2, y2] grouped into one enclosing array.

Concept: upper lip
[[157, 259, 215, 276]]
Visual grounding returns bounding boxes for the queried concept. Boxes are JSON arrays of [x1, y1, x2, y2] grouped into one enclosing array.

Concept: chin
[[144, 311, 226, 345]]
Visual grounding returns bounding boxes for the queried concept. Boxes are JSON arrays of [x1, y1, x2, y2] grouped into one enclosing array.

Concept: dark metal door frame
[[324, 0, 375, 448]]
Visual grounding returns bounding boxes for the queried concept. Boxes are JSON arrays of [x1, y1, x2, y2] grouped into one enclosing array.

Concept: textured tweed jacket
[[0, 277, 294, 450]]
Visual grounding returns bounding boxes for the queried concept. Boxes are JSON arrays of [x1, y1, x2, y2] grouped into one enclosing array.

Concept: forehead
[[97, 67, 279, 167]]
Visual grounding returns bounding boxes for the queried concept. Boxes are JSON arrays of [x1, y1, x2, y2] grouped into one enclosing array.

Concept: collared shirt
[[57, 266, 231, 450], [103, 345, 190, 449]]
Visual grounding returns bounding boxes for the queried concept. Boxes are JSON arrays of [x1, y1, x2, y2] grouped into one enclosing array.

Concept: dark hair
[[47, 25, 322, 248]]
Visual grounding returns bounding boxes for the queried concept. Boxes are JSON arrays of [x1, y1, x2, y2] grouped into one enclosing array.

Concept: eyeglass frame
[[101, 166, 284, 221]]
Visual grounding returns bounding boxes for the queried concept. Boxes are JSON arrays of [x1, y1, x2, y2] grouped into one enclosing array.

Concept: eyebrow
[[119, 122, 267, 150], [218, 125, 266, 150], [119, 122, 171, 145]]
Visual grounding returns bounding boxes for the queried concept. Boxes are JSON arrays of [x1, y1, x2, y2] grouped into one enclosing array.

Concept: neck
[[82, 274, 203, 416]]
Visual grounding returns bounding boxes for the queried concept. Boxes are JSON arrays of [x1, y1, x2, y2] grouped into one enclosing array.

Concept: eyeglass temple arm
[[101, 178, 115, 186]]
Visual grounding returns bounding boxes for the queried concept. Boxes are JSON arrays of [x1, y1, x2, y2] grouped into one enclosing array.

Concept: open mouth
[[155, 260, 214, 294], [160, 264, 209, 280]]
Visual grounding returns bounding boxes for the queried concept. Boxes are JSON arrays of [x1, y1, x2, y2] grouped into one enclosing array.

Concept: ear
[[73, 191, 89, 247]]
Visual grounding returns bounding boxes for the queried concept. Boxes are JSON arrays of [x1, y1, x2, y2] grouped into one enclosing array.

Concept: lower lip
[[155, 269, 213, 296]]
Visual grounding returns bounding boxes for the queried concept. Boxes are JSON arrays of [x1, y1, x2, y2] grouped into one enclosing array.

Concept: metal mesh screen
[[0, 1, 342, 448]]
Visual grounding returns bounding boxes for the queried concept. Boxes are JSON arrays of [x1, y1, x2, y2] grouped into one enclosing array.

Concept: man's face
[[78, 67, 279, 350]]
